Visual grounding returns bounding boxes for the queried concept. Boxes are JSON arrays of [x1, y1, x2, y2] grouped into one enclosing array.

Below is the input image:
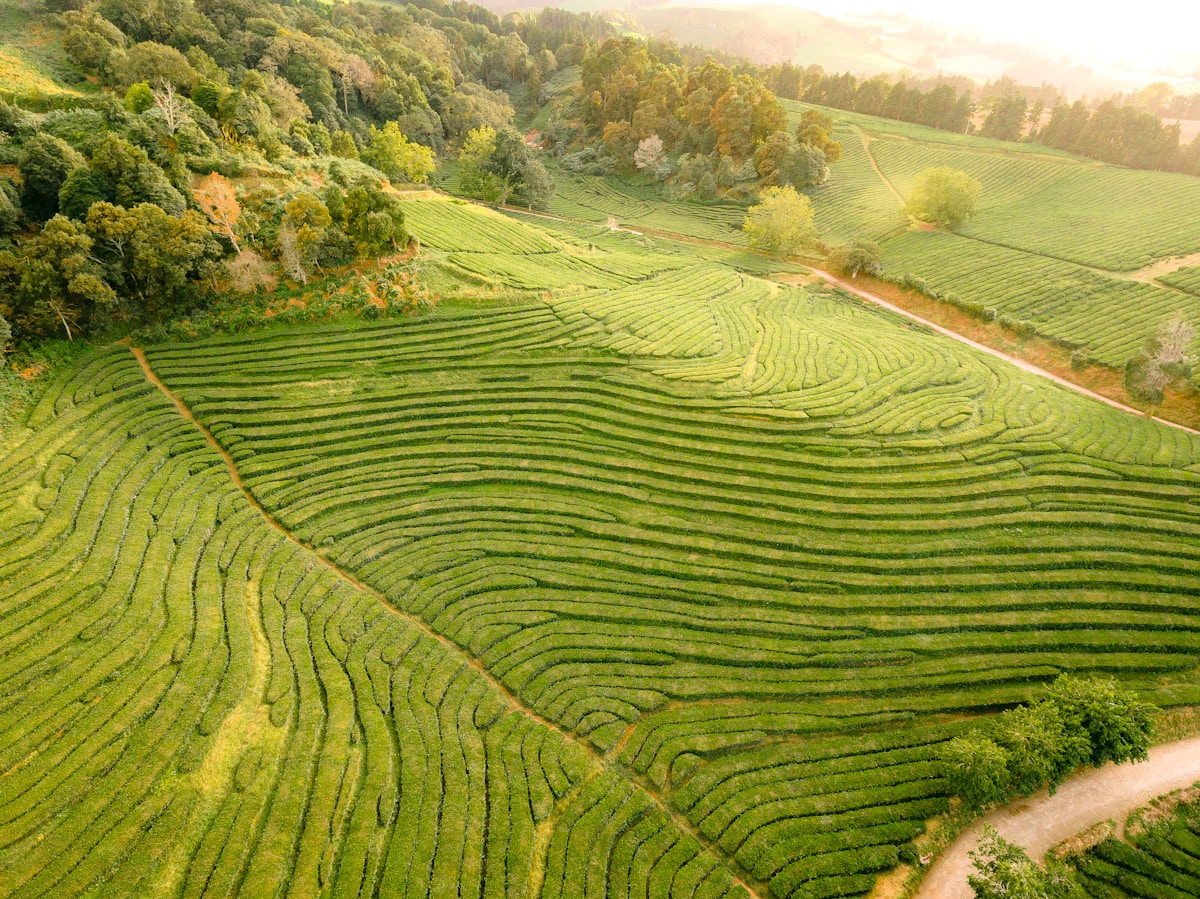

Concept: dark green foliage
[[0, 99, 37, 136], [794, 71, 973, 134], [342, 186, 407, 256], [1045, 676, 1155, 767], [992, 702, 1089, 796], [1125, 351, 1164, 405], [941, 735, 1011, 811], [86, 202, 221, 317], [754, 131, 829, 189], [0, 311, 10, 365], [0, 215, 114, 339], [980, 94, 1027, 142], [55, 135, 186, 220], [18, 132, 85, 221], [0, 179, 21, 235], [90, 136, 186, 215], [57, 167, 112, 220], [940, 676, 1157, 811], [1041, 99, 1189, 174], [827, 240, 882, 278]]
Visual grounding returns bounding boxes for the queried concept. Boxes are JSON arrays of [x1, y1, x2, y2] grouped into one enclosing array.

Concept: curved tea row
[[142, 264, 1200, 897], [0, 350, 748, 899]]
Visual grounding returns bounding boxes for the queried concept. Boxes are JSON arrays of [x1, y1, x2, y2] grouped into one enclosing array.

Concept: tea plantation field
[[540, 102, 1200, 376], [3, 197, 1199, 898], [794, 99, 1200, 373]]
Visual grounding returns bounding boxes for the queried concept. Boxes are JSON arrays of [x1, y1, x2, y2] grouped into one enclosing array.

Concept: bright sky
[[798, 0, 1200, 76]]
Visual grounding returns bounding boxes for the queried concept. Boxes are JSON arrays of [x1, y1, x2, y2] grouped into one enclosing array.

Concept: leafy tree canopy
[[904, 166, 982, 229], [743, 185, 816, 258], [969, 826, 1087, 899]]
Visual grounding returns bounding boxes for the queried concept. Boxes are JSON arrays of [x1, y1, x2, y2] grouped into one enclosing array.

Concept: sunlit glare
[[757, 0, 1200, 79]]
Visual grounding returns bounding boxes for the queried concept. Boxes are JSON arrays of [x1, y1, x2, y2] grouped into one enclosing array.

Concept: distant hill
[[478, 0, 1191, 99]]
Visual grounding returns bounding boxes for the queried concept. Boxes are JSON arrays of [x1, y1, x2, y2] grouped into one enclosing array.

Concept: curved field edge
[[0, 348, 752, 899]]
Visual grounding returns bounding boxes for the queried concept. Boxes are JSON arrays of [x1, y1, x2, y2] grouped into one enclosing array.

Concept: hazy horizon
[[709, 0, 1200, 83]]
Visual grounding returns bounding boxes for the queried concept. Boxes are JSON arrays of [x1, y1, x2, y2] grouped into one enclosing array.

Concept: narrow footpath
[[914, 734, 1200, 899]]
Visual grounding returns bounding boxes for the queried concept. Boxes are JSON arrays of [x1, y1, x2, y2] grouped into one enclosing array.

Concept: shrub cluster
[[940, 675, 1156, 811]]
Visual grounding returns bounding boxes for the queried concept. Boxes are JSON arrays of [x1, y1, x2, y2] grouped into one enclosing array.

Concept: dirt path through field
[[1129, 248, 1200, 283], [123, 341, 769, 899], [914, 734, 1200, 899], [854, 126, 905, 205]]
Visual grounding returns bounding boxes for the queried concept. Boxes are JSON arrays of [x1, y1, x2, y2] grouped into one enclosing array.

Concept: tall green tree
[[0, 216, 115, 339], [365, 122, 436, 184], [86, 202, 220, 318], [905, 167, 982, 229], [940, 734, 1011, 811], [742, 185, 816, 258], [992, 701, 1089, 796], [18, 133, 85, 221], [1045, 676, 1155, 767]]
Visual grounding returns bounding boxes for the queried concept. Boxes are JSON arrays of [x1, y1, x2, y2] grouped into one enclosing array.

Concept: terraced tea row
[[551, 174, 750, 245], [1162, 266, 1200, 297], [0, 350, 752, 899], [867, 141, 1200, 272], [1072, 798, 1200, 898], [144, 271, 1200, 897], [881, 230, 1200, 367], [807, 129, 907, 243]]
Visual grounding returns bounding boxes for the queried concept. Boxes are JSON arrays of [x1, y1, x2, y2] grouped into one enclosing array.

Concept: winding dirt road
[[914, 734, 1200, 899]]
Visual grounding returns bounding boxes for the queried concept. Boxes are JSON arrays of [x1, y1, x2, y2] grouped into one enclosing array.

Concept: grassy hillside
[[5, 197, 1200, 899], [0, 1, 96, 104]]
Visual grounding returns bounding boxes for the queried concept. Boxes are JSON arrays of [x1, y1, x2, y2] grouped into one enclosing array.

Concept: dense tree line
[[940, 675, 1156, 811], [0, 0, 628, 348], [760, 64, 974, 134], [757, 61, 1200, 176], [548, 37, 837, 200], [1038, 99, 1200, 174]]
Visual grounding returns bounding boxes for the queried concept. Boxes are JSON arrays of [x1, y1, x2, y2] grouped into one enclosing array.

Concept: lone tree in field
[[743, 185, 816, 258], [905, 166, 982, 229], [826, 240, 881, 278], [1125, 313, 1196, 406]]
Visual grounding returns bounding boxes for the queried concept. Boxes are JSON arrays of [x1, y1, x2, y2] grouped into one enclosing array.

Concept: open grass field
[[0, 1, 96, 104], [4, 197, 1200, 898]]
